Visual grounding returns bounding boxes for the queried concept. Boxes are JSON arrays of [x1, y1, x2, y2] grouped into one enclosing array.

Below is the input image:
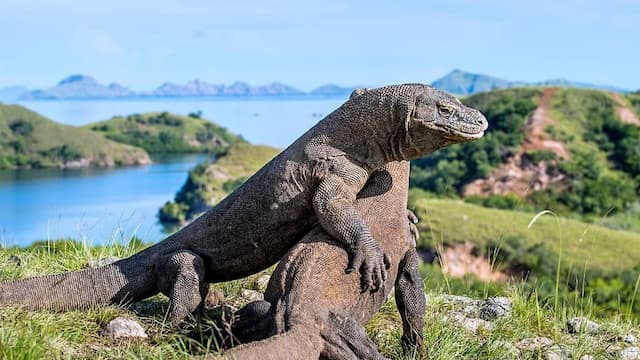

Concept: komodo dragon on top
[[0, 84, 488, 325]]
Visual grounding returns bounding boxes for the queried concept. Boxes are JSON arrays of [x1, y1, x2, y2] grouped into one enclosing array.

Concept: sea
[[0, 96, 346, 247]]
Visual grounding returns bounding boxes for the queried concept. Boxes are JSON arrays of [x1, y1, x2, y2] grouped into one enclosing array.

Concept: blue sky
[[1, 0, 638, 91]]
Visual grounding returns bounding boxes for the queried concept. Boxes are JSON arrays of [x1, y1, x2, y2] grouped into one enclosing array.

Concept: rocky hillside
[[85, 112, 244, 154], [0, 104, 150, 169]]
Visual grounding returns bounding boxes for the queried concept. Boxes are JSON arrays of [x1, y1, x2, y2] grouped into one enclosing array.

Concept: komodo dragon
[[221, 161, 423, 360], [0, 84, 488, 325]]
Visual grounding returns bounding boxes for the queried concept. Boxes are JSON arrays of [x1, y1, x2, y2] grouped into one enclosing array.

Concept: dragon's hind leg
[[320, 313, 389, 360], [156, 250, 208, 325], [231, 300, 274, 344]]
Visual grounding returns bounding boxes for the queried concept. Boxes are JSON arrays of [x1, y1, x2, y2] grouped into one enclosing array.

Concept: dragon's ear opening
[[350, 88, 368, 99]]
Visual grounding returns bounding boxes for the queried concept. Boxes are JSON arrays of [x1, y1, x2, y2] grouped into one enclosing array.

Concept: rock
[[544, 345, 570, 360], [480, 297, 512, 320], [567, 317, 600, 334], [448, 313, 493, 334], [8, 255, 21, 266], [623, 334, 638, 344], [100, 317, 148, 339], [88, 256, 121, 268], [619, 347, 640, 360], [205, 290, 226, 307], [240, 289, 264, 302], [256, 274, 271, 292], [516, 337, 554, 351]]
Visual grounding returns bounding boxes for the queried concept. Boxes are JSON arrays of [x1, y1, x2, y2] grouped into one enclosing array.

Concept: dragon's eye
[[438, 104, 455, 117]]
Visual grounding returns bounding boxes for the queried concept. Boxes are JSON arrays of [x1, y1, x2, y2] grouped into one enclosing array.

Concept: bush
[[9, 119, 34, 137], [523, 150, 557, 165], [158, 201, 188, 223]]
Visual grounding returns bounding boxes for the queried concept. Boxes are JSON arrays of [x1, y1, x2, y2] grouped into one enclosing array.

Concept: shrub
[[9, 119, 34, 137]]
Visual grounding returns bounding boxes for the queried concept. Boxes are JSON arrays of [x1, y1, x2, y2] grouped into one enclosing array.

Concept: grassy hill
[[0, 104, 150, 169], [85, 112, 244, 154], [158, 142, 280, 223]]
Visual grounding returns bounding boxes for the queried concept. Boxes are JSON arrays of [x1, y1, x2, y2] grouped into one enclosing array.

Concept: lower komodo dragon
[[0, 84, 488, 325], [221, 160, 424, 360]]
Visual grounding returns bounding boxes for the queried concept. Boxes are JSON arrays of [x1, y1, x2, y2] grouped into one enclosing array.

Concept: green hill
[[85, 112, 245, 154], [158, 142, 280, 223], [0, 104, 150, 169]]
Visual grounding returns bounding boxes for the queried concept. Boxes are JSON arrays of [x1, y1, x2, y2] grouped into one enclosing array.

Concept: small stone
[[567, 317, 600, 334], [240, 289, 264, 302], [100, 317, 148, 339], [88, 256, 121, 268], [255, 274, 271, 292], [544, 345, 570, 360], [205, 290, 226, 307], [448, 313, 493, 334], [8, 255, 21, 266], [623, 334, 638, 344], [480, 297, 512, 321], [579, 355, 594, 360], [619, 347, 640, 360], [516, 337, 554, 351]]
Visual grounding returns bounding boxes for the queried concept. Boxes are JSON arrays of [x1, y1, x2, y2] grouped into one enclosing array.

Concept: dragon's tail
[[0, 256, 157, 311]]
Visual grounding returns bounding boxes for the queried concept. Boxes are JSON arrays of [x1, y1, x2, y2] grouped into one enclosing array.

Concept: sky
[[0, 0, 638, 91]]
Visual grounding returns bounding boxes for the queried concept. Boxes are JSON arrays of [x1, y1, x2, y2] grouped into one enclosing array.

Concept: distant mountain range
[[1, 71, 631, 101], [12, 75, 355, 100], [431, 69, 630, 95]]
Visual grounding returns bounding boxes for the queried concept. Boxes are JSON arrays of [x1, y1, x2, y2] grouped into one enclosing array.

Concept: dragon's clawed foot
[[345, 239, 391, 292]]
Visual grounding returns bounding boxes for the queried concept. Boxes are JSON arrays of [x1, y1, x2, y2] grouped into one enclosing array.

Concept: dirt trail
[[522, 88, 570, 159], [463, 88, 567, 197], [611, 93, 640, 126]]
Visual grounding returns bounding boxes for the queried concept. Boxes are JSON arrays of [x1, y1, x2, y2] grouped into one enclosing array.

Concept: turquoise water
[[1, 97, 346, 246], [0, 154, 208, 247]]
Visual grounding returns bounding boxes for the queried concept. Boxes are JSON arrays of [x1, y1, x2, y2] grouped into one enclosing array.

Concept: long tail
[[218, 325, 323, 360], [0, 255, 157, 311]]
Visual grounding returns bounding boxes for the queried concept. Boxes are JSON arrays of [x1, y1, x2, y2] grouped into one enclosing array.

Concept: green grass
[[1, 239, 637, 359], [158, 142, 280, 223], [0, 104, 150, 169], [411, 197, 640, 272], [85, 112, 244, 154]]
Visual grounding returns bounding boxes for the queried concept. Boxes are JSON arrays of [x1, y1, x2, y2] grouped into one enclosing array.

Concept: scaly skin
[[222, 161, 424, 360], [0, 85, 488, 325]]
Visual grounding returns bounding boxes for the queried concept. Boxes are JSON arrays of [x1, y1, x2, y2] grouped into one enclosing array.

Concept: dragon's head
[[403, 85, 487, 158]]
